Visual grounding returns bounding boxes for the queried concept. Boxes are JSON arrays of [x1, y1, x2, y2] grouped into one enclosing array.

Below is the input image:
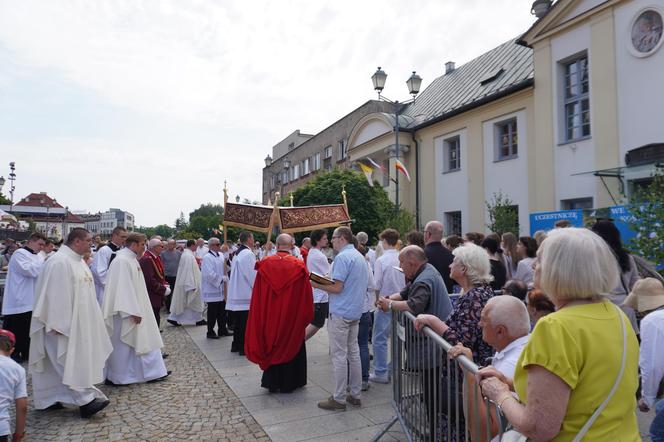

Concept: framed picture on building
[[629, 7, 663, 57]]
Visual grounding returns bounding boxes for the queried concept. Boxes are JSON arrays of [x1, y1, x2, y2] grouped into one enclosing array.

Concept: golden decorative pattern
[[224, 204, 273, 230], [279, 205, 350, 231]]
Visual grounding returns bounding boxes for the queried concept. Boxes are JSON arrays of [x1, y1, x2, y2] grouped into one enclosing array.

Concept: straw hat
[[623, 278, 664, 312]]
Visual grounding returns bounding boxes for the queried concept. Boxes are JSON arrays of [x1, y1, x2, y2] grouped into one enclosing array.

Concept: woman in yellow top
[[478, 227, 640, 441]]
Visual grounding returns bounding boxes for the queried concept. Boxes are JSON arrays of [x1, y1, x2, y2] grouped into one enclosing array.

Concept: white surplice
[[29, 245, 112, 409], [226, 247, 257, 311], [168, 249, 204, 324], [102, 248, 166, 384]]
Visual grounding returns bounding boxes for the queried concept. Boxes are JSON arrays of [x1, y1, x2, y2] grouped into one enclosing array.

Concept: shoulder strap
[[572, 304, 627, 442]]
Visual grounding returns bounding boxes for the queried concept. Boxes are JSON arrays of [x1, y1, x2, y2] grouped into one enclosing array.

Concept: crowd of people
[[0, 215, 662, 441]]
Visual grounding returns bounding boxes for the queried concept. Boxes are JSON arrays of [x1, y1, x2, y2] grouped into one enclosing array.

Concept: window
[[382, 159, 391, 187], [292, 164, 300, 180], [445, 211, 462, 236], [495, 118, 518, 160], [337, 139, 347, 161], [302, 158, 310, 175], [312, 153, 321, 171], [325, 162, 332, 172], [563, 56, 590, 141], [282, 171, 289, 184], [561, 197, 593, 210], [324, 145, 332, 159], [444, 136, 461, 172]]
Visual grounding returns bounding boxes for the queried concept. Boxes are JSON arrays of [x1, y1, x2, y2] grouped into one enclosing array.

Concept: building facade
[[100, 208, 135, 235], [1, 192, 85, 240]]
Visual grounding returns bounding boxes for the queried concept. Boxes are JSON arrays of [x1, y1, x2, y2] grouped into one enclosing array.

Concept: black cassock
[[260, 343, 307, 393]]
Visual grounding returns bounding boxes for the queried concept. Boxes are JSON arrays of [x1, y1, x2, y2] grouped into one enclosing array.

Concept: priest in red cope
[[245, 234, 314, 393]]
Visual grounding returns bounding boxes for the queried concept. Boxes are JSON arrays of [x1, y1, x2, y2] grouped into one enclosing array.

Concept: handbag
[[499, 304, 628, 442]]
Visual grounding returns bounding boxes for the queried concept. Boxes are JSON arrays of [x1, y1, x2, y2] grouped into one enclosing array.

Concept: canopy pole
[[223, 181, 228, 243]]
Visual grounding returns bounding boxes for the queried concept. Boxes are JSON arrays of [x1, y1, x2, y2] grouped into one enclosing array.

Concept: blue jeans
[[358, 312, 372, 381], [652, 399, 664, 442], [372, 308, 392, 377]]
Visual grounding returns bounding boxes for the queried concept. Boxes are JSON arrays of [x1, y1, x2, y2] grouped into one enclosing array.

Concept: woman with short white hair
[[477, 228, 640, 441], [415, 242, 495, 364]]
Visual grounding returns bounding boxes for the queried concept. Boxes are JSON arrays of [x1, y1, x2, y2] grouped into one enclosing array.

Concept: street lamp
[[62, 206, 69, 239], [235, 195, 240, 203], [7, 162, 16, 214], [264, 155, 273, 167], [370, 67, 422, 213]]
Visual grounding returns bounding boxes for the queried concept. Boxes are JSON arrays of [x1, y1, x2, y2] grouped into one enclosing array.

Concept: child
[[0, 330, 27, 442]]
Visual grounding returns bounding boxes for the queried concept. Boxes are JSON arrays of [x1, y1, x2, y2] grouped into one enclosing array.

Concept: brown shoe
[[346, 395, 361, 407], [317, 396, 346, 411]]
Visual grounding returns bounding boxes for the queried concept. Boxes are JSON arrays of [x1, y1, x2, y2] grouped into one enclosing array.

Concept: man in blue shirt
[[311, 227, 367, 411]]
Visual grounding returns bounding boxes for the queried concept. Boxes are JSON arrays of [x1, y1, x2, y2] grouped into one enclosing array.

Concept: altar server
[[91, 227, 127, 305]]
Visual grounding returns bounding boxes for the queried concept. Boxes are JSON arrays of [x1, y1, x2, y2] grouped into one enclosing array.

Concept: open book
[[309, 272, 334, 286]]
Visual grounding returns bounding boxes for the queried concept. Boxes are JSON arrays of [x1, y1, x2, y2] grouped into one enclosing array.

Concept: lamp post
[[370, 68, 422, 214], [7, 162, 16, 214], [235, 195, 240, 203], [62, 206, 69, 240]]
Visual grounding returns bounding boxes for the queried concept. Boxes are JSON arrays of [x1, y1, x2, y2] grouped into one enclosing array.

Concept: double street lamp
[[264, 155, 291, 204], [371, 68, 422, 213]]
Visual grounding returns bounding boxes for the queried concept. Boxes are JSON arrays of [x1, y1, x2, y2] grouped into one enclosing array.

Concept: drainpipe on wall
[[412, 132, 421, 230]]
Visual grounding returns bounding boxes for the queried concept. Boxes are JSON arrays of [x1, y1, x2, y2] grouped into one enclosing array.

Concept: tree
[[288, 169, 394, 242], [628, 174, 664, 270], [175, 211, 188, 232], [385, 209, 416, 240], [0, 192, 10, 205], [486, 191, 519, 236]]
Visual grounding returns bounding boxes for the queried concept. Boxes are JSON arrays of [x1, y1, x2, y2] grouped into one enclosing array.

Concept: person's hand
[[638, 398, 650, 413], [476, 366, 509, 385], [131, 315, 142, 324], [480, 376, 510, 402], [414, 314, 434, 332], [376, 297, 390, 312], [447, 343, 472, 361], [12, 431, 25, 441]]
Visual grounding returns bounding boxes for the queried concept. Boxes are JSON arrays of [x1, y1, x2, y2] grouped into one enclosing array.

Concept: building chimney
[[445, 61, 455, 74], [531, 0, 552, 19]]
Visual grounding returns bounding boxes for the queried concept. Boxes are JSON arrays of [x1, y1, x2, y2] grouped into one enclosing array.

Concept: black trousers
[[3, 311, 32, 361], [230, 310, 248, 352], [207, 301, 228, 335], [153, 307, 161, 329], [165, 276, 176, 312]]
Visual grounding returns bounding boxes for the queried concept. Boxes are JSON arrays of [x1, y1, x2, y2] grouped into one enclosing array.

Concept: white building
[[100, 208, 135, 235]]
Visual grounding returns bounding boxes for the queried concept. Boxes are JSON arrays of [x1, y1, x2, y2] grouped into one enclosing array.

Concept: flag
[[395, 158, 411, 182], [358, 162, 374, 187], [367, 157, 386, 172]]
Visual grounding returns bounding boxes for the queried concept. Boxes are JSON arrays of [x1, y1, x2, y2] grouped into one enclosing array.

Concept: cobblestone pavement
[[23, 326, 270, 441]]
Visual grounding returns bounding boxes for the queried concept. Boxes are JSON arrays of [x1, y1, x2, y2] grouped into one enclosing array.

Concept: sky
[[0, 0, 537, 226]]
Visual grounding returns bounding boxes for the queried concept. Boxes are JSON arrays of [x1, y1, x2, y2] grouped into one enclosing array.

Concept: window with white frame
[[313, 153, 321, 171], [292, 164, 300, 180], [337, 139, 347, 161], [563, 56, 590, 141], [444, 211, 462, 236], [495, 118, 518, 160], [444, 136, 461, 172], [282, 171, 289, 184], [302, 158, 310, 175], [324, 145, 332, 159]]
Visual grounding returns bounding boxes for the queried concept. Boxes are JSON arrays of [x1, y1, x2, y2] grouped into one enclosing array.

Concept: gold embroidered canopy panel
[[278, 204, 350, 233], [224, 203, 273, 232]]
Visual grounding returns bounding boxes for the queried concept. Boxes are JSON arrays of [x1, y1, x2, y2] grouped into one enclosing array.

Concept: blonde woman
[[501, 232, 519, 279]]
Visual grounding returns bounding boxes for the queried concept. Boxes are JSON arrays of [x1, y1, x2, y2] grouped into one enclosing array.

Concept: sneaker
[[317, 396, 346, 411], [362, 381, 370, 391], [369, 373, 390, 384], [346, 395, 361, 407]]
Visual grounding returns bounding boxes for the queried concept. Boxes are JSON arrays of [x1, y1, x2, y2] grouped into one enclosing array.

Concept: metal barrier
[[372, 310, 506, 442]]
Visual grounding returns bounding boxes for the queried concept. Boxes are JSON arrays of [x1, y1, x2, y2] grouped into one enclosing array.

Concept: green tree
[[628, 174, 664, 270], [486, 191, 519, 236], [288, 169, 394, 242], [154, 224, 174, 238], [385, 209, 416, 240], [175, 211, 188, 232], [0, 192, 10, 205], [187, 203, 224, 238], [135, 225, 156, 238]]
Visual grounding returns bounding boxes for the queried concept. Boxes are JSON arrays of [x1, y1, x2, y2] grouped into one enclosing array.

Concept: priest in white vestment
[[102, 233, 169, 385], [29, 228, 113, 418], [167, 240, 205, 326], [227, 231, 257, 355]]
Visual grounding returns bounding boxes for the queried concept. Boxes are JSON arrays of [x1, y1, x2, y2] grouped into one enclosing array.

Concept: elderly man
[[377, 245, 452, 433], [30, 228, 112, 418], [168, 240, 205, 326], [160, 239, 181, 313], [102, 233, 169, 385], [3, 232, 46, 363], [201, 238, 231, 339], [311, 227, 367, 411], [423, 221, 454, 292], [227, 231, 257, 355], [246, 234, 313, 393], [195, 238, 208, 260], [139, 238, 170, 327], [91, 226, 128, 305], [449, 295, 530, 441]]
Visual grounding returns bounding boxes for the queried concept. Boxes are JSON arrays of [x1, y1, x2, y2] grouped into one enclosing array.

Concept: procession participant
[[160, 239, 181, 312], [38, 239, 55, 260], [246, 234, 313, 393], [305, 229, 330, 340], [227, 231, 257, 356], [167, 240, 205, 326], [139, 238, 170, 327], [312, 227, 367, 411], [102, 233, 169, 385], [288, 235, 303, 261], [91, 226, 128, 305], [195, 238, 208, 260], [29, 228, 112, 418], [2, 232, 46, 363], [299, 237, 311, 264], [201, 238, 231, 339]]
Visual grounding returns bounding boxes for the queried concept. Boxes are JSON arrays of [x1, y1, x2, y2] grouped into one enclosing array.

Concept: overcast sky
[[0, 0, 536, 226]]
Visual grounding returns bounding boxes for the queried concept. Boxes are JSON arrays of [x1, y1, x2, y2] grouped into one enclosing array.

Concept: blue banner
[[529, 210, 583, 235]]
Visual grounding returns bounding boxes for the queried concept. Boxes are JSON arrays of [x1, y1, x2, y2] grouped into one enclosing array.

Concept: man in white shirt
[[37, 239, 55, 261], [201, 237, 231, 339], [102, 233, 169, 385], [91, 226, 128, 305], [227, 231, 257, 356], [305, 229, 330, 340], [195, 238, 209, 260], [2, 232, 46, 362], [370, 229, 405, 384]]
